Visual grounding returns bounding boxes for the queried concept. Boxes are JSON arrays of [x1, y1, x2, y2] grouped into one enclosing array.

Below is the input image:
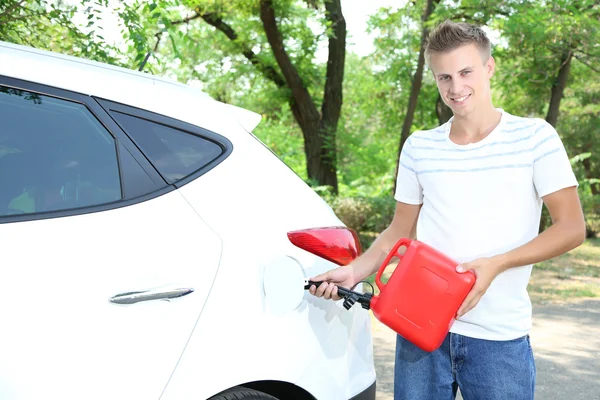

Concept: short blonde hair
[[425, 20, 491, 65]]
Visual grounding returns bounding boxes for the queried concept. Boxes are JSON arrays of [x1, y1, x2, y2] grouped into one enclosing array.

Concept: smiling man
[[309, 20, 586, 399]]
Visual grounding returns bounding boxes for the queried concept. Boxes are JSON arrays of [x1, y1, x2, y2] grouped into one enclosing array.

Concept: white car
[[0, 41, 376, 400]]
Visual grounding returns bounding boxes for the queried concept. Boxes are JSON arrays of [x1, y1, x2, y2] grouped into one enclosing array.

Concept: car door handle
[[109, 287, 194, 305]]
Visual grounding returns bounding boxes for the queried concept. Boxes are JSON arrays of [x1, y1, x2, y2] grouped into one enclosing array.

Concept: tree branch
[[153, 32, 162, 52], [545, 49, 572, 127], [159, 10, 286, 87], [0, 0, 26, 21], [259, 0, 320, 126], [0, 9, 38, 25], [320, 0, 346, 129], [450, 3, 513, 25], [458, 5, 511, 18], [574, 54, 600, 74], [183, 11, 286, 88], [171, 12, 203, 25], [580, 2, 599, 12], [575, 48, 600, 60], [138, 32, 163, 71], [449, 12, 489, 25], [394, 0, 437, 194]]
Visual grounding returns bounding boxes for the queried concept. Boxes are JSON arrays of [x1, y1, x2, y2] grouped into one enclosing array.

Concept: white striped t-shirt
[[395, 108, 578, 340]]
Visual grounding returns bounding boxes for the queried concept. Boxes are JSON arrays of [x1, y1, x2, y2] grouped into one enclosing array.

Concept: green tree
[[121, 0, 348, 193], [487, 0, 600, 233], [557, 64, 600, 235], [396, 0, 437, 174], [366, 1, 454, 192], [0, 0, 122, 64], [493, 0, 600, 126]]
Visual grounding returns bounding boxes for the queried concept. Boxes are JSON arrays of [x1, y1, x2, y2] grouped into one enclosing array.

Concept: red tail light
[[287, 227, 362, 266]]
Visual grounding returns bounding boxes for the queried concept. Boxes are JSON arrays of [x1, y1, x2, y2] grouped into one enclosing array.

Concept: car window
[[109, 111, 224, 184], [0, 87, 121, 217]]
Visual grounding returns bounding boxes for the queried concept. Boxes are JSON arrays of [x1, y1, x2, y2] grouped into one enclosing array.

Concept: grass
[[361, 238, 600, 304], [528, 238, 600, 304]]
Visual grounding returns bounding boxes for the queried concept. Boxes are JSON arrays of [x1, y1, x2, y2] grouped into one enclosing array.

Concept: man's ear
[[486, 56, 496, 78]]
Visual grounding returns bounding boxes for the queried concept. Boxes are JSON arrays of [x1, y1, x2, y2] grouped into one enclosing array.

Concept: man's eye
[[439, 76, 449, 81], [462, 70, 472, 76]]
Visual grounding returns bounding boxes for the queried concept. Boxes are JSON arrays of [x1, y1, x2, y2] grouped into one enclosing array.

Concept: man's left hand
[[455, 256, 504, 318]]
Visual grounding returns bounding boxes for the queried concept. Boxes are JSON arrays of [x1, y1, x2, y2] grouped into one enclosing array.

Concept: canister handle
[[375, 238, 413, 292]]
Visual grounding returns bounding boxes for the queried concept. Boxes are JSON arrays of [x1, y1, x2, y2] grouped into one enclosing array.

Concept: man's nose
[[451, 79, 462, 94]]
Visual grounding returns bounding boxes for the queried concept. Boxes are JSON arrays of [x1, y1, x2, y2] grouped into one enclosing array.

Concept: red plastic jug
[[370, 238, 476, 352]]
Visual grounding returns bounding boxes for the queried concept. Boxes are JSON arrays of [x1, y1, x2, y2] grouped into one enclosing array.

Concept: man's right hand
[[308, 202, 421, 301], [308, 265, 359, 301]]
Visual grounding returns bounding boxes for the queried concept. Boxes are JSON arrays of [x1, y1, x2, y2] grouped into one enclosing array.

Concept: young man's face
[[428, 43, 495, 118]]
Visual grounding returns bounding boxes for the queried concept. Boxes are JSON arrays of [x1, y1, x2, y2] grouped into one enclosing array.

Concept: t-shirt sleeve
[[532, 121, 579, 198], [394, 138, 423, 205]]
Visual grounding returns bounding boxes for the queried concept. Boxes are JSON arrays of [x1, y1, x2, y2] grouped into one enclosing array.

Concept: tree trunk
[[198, 1, 345, 193], [393, 0, 436, 194], [583, 157, 600, 196], [436, 93, 453, 124], [315, 0, 346, 192], [582, 157, 599, 238], [545, 50, 573, 127], [540, 49, 573, 233], [260, 0, 343, 193]]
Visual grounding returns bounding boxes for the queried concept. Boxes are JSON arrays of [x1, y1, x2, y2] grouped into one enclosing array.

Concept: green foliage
[[253, 106, 307, 180], [116, 0, 326, 91], [491, 1, 598, 114], [318, 194, 395, 248], [570, 152, 600, 236], [367, 1, 440, 131], [1, 0, 598, 240], [334, 54, 399, 194], [0, 0, 124, 64]]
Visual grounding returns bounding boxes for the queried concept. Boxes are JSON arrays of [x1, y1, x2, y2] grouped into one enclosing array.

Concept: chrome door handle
[[109, 287, 194, 305]]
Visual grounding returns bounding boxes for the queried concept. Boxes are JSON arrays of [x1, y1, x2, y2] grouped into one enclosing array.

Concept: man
[[309, 20, 586, 400]]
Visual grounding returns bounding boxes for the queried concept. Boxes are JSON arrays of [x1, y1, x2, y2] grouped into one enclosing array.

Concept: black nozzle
[[304, 280, 372, 311], [342, 293, 358, 310], [359, 292, 373, 310]]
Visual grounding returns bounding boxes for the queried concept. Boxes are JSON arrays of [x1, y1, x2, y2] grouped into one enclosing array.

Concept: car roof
[[0, 40, 261, 132]]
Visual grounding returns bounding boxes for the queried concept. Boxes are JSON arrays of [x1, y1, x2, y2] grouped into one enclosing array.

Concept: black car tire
[[208, 386, 279, 400]]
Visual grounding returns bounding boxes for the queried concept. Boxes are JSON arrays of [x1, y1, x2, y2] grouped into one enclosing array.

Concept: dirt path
[[371, 299, 600, 400]]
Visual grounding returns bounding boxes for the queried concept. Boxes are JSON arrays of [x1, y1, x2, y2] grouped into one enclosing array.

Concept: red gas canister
[[369, 238, 476, 352]]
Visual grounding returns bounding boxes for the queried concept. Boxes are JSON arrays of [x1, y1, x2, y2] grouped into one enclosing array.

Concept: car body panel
[[0, 40, 376, 399], [164, 131, 375, 399], [0, 190, 222, 399]]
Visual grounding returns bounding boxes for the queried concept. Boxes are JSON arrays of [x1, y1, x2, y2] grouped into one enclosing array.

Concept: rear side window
[[110, 111, 223, 184], [0, 87, 121, 217]]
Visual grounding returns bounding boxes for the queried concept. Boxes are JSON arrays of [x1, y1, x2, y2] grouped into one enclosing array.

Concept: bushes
[[540, 187, 600, 238], [581, 188, 600, 238], [322, 189, 599, 253], [586, 215, 600, 238], [322, 195, 396, 249], [330, 196, 395, 232]]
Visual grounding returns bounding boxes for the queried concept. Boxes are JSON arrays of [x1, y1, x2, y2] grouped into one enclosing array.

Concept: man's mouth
[[450, 94, 471, 103]]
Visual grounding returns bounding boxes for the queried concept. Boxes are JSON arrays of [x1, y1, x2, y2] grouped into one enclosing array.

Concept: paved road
[[372, 299, 600, 400]]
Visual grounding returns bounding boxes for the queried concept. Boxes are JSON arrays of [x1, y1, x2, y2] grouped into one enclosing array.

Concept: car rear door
[[0, 78, 223, 399]]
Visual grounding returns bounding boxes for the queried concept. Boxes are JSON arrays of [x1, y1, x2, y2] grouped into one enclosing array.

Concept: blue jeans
[[394, 332, 536, 400]]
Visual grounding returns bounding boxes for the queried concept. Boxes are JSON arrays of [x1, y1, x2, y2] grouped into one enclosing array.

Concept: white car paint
[[0, 40, 376, 399], [0, 190, 222, 399]]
